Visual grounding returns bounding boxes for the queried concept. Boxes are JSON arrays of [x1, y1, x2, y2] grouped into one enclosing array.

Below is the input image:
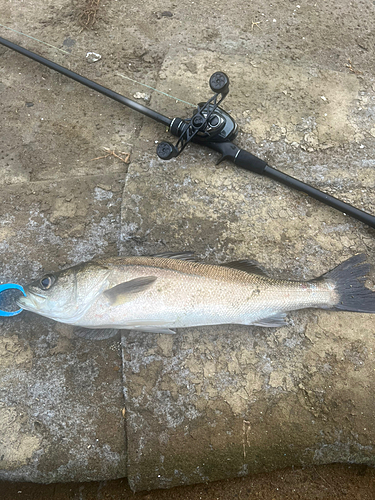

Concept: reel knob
[[209, 72, 230, 95], [156, 141, 179, 160]]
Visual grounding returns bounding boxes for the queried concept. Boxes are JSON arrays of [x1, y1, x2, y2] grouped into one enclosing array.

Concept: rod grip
[[234, 148, 267, 174], [204, 142, 267, 174], [204, 142, 375, 230]]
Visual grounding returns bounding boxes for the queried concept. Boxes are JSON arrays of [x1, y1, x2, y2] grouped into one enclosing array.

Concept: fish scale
[[16, 253, 375, 339]]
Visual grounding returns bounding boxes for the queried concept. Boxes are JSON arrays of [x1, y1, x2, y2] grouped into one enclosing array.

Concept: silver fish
[[17, 253, 375, 340]]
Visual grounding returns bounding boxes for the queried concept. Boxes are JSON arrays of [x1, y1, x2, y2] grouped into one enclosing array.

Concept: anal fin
[[130, 326, 176, 334], [252, 313, 287, 327]]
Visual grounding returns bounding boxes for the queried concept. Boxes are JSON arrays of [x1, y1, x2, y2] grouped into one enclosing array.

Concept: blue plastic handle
[[0, 283, 26, 317]]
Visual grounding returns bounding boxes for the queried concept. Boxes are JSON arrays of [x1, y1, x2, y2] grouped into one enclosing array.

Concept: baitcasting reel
[[156, 72, 238, 161], [1, 35, 375, 230]]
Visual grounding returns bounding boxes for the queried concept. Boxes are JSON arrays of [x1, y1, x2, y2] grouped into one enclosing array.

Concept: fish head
[[17, 261, 110, 323]]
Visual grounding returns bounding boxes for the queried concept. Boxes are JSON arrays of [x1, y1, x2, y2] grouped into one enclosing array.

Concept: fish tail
[[321, 254, 375, 313]]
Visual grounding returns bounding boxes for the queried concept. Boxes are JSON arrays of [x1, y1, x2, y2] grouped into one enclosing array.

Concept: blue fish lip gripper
[[0, 283, 26, 317]]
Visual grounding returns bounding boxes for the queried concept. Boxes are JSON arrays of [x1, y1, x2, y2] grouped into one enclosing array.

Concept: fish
[[16, 252, 375, 340]]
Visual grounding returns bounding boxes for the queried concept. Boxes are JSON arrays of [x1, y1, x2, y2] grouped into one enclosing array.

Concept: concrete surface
[[0, 0, 375, 493]]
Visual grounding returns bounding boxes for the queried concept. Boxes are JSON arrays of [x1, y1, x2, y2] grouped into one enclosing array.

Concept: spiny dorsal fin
[[151, 251, 196, 261], [103, 276, 157, 306], [221, 260, 268, 276]]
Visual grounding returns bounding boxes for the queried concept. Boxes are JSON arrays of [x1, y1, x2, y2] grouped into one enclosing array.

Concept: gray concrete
[[0, 0, 375, 491], [120, 49, 375, 490], [0, 176, 128, 482]]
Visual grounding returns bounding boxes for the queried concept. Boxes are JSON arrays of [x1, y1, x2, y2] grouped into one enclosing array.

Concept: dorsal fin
[[221, 260, 268, 276], [151, 251, 197, 261]]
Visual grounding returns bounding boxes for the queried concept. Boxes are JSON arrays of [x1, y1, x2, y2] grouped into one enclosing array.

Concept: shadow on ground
[[2, 464, 375, 500]]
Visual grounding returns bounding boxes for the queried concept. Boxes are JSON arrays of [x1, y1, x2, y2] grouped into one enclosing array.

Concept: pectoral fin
[[103, 276, 157, 306]]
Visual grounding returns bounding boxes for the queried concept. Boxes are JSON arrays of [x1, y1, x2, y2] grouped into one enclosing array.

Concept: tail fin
[[322, 254, 375, 313]]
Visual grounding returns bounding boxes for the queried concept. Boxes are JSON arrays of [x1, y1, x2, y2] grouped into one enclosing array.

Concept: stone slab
[[119, 49, 375, 491]]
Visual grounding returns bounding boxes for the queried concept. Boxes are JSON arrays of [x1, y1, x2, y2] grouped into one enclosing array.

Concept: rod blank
[[0, 36, 172, 127], [264, 165, 375, 229]]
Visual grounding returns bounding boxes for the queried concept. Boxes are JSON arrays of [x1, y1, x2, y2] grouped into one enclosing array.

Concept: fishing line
[[0, 22, 194, 105], [2, 23, 375, 229], [0, 23, 71, 55], [117, 73, 195, 107]]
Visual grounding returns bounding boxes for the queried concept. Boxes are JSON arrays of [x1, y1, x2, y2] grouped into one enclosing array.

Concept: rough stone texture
[[120, 51, 375, 490], [0, 176, 128, 482], [0, 3, 130, 479], [122, 317, 375, 491], [0, 321, 126, 482], [0, 0, 375, 492]]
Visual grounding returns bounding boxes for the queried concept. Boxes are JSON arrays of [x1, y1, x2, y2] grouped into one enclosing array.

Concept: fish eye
[[39, 275, 55, 290]]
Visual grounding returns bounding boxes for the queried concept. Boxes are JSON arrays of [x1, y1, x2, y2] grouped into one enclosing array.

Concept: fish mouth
[[16, 290, 46, 312]]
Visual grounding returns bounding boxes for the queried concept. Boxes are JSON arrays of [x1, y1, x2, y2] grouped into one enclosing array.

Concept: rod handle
[[205, 142, 375, 230]]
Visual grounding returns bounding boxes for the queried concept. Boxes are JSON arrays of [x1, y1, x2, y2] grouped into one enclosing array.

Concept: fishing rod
[[1, 35, 375, 230]]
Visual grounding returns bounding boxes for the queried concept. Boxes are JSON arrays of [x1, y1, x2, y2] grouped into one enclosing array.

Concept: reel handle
[[157, 72, 231, 160]]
